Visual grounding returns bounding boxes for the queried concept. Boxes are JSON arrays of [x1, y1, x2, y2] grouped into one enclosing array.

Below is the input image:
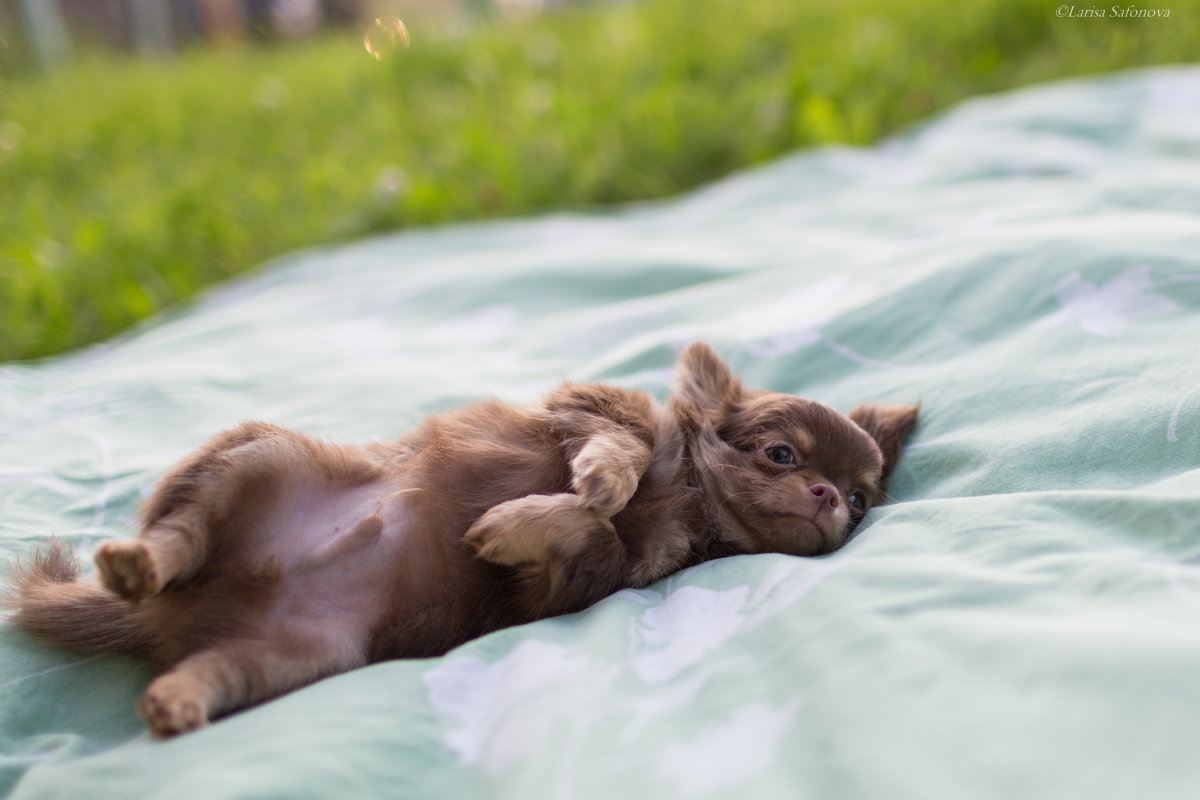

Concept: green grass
[[1, 0, 1196, 362]]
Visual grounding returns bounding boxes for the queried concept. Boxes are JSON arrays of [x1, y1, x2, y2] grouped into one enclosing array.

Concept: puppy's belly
[[247, 475, 438, 653]]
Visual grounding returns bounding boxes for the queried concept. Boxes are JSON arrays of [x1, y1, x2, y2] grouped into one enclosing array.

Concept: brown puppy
[[6, 343, 917, 737]]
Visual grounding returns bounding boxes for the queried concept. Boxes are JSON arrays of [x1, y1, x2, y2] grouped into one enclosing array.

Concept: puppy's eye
[[849, 491, 866, 510], [764, 445, 795, 465]]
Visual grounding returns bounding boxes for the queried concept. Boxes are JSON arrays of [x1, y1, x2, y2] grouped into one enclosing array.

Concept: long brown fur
[[4, 343, 918, 737]]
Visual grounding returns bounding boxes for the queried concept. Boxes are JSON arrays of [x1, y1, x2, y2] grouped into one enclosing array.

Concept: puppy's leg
[[464, 424, 650, 564], [570, 426, 653, 518], [95, 507, 208, 602], [465, 493, 610, 566], [95, 423, 280, 602], [98, 422, 383, 603], [466, 414, 653, 615], [465, 493, 626, 617], [139, 636, 362, 737]]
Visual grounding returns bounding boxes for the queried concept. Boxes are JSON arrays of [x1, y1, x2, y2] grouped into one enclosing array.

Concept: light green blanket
[[3, 66, 1200, 799]]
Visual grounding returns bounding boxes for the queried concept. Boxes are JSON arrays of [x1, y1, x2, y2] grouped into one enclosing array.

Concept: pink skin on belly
[[246, 477, 433, 647]]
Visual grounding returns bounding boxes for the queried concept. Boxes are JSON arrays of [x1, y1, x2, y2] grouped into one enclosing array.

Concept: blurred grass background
[[2, 0, 1198, 362]]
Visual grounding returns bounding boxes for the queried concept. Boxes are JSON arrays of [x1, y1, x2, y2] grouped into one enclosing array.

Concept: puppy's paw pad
[[140, 683, 208, 738], [95, 541, 160, 601]]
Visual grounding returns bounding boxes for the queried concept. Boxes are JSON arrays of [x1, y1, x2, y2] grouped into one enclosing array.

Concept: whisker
[[721, 491, 759, 512], [745, 498, 773, 513], [714, 488, 758, 516], [699, 463, 740, 479]]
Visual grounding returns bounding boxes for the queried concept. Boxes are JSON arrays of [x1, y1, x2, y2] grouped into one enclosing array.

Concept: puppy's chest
[[612, 469, 700, 587]]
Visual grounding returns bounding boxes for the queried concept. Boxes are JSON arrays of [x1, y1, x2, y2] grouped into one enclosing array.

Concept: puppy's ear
[[849, 403, 920, 483], [674, 342, 742, 414]]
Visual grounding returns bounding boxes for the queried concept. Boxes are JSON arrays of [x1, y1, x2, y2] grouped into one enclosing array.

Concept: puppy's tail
[[4, 539, 155, 659]]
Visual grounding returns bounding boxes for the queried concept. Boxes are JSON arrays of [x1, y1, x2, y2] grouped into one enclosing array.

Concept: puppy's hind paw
[[139, 677, 209, 738], [95, 540, 161, 602]]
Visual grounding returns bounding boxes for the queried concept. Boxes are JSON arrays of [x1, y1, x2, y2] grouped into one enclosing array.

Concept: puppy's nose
[[809, 483, 838, 509]]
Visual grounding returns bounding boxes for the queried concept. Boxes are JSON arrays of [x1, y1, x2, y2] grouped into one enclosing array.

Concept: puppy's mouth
[[763, 511, 837, 553]]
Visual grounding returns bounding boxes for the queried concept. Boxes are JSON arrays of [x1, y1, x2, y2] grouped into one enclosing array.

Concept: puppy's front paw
[[465, 494, 601, 567], [95, 540, 161, 602], [573, 458, 639, 519], [140, 676, 209, 737], [465, 496, 551, 566]]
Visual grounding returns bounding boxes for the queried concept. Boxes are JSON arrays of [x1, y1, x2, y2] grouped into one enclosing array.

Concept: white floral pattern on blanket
[[424, 561, 834, 795]]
